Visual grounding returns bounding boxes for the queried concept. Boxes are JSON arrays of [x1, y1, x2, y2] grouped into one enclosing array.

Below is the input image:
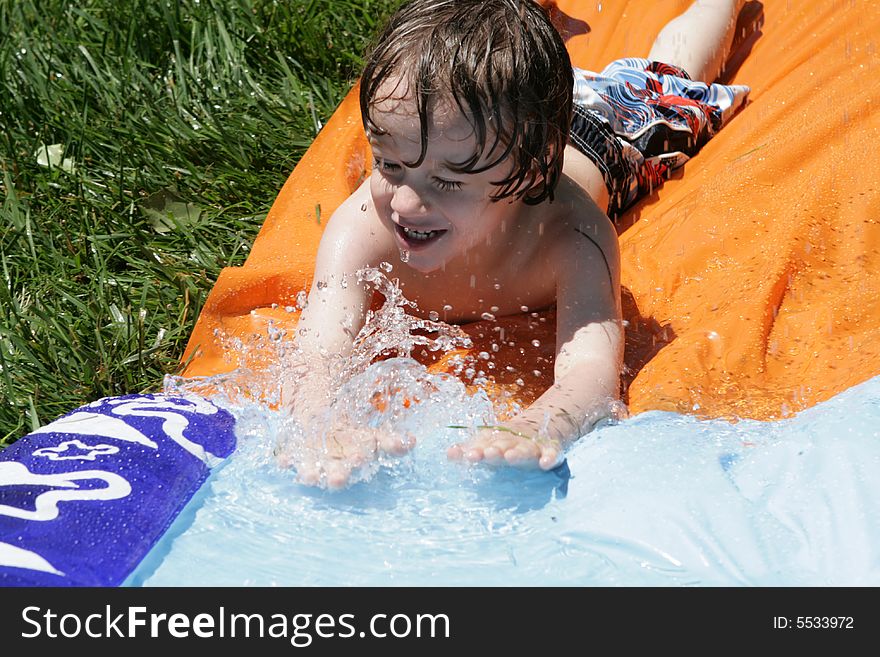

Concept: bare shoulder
[[299, 180, 396, 355], [545, 175, 623, 353], [316, 180, 395, 275], [546, 174, 621, 288]]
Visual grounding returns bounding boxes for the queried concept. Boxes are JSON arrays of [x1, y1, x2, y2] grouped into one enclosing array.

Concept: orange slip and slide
[[182, 0, 880, 422]]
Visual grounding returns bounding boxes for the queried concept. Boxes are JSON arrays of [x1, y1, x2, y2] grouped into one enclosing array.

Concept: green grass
[[0, 0, 400, 446]]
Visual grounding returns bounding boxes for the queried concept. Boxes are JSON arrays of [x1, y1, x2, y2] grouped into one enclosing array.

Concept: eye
[[433, 176, 463, 192], [373, 157, 400, 174]]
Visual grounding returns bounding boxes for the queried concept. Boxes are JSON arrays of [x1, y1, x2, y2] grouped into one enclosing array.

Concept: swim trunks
[[569, 57, 750, 218]]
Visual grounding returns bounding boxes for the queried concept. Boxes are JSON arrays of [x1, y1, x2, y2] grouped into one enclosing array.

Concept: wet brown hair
[[359, 0, 573, 205]]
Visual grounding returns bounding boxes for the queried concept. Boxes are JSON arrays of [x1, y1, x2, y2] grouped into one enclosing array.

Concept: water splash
[[343, 264, 472, 379], [164, 265, 488, 489]]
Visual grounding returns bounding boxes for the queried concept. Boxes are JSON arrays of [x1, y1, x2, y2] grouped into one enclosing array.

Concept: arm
[[449, 214, 624, 470], [278, 182, 412, 488], [282, 185, 376, 420], [293, 183, 380, 360]]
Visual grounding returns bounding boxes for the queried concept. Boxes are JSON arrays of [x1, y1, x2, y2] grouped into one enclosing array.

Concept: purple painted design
[[0, 394, 236, 586]]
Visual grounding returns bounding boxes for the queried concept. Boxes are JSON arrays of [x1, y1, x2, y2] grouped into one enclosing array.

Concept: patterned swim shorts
[[568, 57, 750, 219]]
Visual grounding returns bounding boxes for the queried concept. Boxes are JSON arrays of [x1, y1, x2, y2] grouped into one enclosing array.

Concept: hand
[[447, 425, 563, 471], [277, 424, 415, 490]]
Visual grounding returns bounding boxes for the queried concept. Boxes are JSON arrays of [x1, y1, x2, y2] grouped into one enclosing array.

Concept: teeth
[[402, 227, 440, 241]]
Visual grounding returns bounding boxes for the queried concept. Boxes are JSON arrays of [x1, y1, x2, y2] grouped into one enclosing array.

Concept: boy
[[286, 0, 749, 488]]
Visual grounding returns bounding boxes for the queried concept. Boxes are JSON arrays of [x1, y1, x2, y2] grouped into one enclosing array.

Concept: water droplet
[[493, 283, 501, 290], [478, 351, 490, 360], [399, 249, 410, 263], [480, 312, 496, 321], [490, 306, 499, 313], [531, 339, 541, 347], [428, 310, 440, 321], [520, 305, 529, 313], [442, 304, 453, 312], [379, 261, 393, 272]]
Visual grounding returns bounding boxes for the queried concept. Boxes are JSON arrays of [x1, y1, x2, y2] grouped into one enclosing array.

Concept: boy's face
[[367, 80, 519, 274]]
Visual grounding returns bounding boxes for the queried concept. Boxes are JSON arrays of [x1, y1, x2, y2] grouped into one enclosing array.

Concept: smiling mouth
[[396, 224, 447, 247]]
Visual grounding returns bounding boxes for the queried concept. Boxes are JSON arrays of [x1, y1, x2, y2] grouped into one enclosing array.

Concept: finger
[[296, 463, 322, 487], [463, 446, 486, 463], [447, 443, 465, 461], [504, 443, 542, 468], [379, 431, 415, 455], [481, 444, 508, 466], [324, 461, 354, 490], [539, 447, 563, 471], [471, 433, 514, 453]]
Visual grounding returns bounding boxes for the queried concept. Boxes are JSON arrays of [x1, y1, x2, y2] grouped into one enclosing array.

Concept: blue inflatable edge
[[0, 393, 236, 587]]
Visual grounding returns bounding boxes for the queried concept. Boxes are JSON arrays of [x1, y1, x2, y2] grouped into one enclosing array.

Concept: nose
[[389, 182, 427, 218]]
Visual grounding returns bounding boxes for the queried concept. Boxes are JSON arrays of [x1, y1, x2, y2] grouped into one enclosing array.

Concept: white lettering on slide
[[30, 412, 158, 449], [0, 541, 64, 576], [0, 462, 131, 522], [107, 397, 223, 465]]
